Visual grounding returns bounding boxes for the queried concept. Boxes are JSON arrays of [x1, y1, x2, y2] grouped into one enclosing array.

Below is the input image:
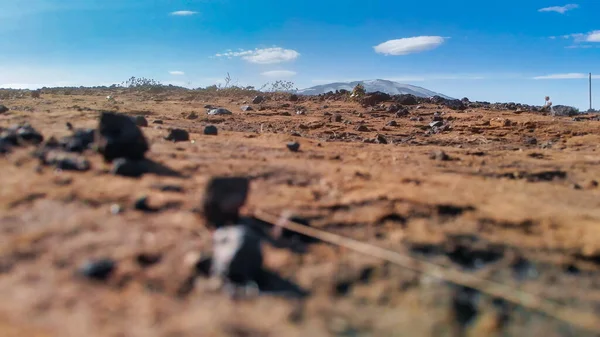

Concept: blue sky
[[0, 0, 599, 109]]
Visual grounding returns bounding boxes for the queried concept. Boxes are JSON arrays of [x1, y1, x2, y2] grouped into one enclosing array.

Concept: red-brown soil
[[1, 90, 600, 337]]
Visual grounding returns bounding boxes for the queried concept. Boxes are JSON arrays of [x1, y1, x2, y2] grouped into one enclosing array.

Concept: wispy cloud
[[169, 71, 185, 75], [538, 4, 579, 14], [373, 36, 446, 56], [214, 47, 300, 64], [261, 70, 297, 78], [551, 30, 600, 47], [533, 73, 599, 80], [170, 10, 198, 16]]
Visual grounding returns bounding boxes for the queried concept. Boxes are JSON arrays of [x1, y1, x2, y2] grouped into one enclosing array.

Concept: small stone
[[60, 128, 95, 153], [252, 96, 265, 104], [333, 114, 343, 122], [78, 258, 116, 281], [202, 177, 250, 227], [429, 121, 444, 128], [430, 150, 450, 161], [165, 128, 189, 142], [523, 137, 537, 145], [134, 196, 157, 212], [386, 120, 397, 126], [0, 105, 8, 114], [375, 134, 387, 144], [241, 105, 253, 112], [204, 125, 218, 135], [204, 104, 215, 109], [287, 141, 300, 152], [40, 151, 90, 171], [153, 119, 163, 124], [186, 112, 199, 120], [212, 225, 263, 286], [110, 204, 124, 215], [134, 116, 148, 127], [296, 109, 306, 115], [207, 108, 232, 115], [355, 125, 369, 132], [289, 94, 299, 102], [111, 158, 147, 178], [96, 111, 148, 162]]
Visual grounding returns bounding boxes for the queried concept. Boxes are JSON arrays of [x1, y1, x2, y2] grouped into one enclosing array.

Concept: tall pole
[[590, 73, 593, 112]]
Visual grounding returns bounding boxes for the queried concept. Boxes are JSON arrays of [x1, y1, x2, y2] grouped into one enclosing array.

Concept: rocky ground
[[1, 89, 600, 337]]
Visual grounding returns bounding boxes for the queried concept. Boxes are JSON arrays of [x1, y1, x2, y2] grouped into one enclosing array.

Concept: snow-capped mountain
[[297, 79, 454, 99]]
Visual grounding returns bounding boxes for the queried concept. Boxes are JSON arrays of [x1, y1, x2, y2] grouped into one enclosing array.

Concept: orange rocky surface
[[1, 89, 600, 337]]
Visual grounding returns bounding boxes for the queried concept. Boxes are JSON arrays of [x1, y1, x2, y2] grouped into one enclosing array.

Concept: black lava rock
[[0, 105, 8, 114], [211, 225, 263, 286], [78, 258, 116, 281], [241, 105, 254, 112], [96, 111, 149, 163], [40, 151, 91, 171], [204, 125, 218, 135], [386, 120, 398, 126], [287, 141, 300, 152], [202, 176, 250, 228], [252, 96, 265, 104], [289, 94, 299, 102], [361, 91, 391, 106], [60, 128, 95, 153], [165, 128, 189, 142], [134, 196, 158, 212], [394, 94, 418, 105]]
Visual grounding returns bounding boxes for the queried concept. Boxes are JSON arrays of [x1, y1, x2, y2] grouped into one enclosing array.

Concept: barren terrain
[[1, 89, 600, 337]]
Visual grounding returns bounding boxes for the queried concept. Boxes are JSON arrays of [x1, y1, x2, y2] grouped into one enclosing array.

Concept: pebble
[[0, 105, 8, 114], [386, 120, 397, 126], [186, 112, 198, 120], [134, 196, 157, 212], [287, 141, 300, 152], [204, 125, 218, 135], [165, 128, 190, 142], [333, 114, 343, 122], [78, 258, 116, 281], [355, 125, 369, 132], [430, 150, 450, 161], [241, 105, 253, 111], [110, 204, 124, 215], [208, 108, 232, 115], [153, 119, 163, 124], [252, 96, 265, 104], [429, 121, 444, 128], [212, 225, 263, 287]]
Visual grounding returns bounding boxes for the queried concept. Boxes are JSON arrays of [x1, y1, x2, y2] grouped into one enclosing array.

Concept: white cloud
[[170, 10, 198, 16], [538, 4, 579, 14], [373, 36, 446, 56], [169, 70, 185, 75], [261, 70, 297, 78], [215, 47, 300, 64], [533, 73, 599, 80], [586, 30, 600, 42]]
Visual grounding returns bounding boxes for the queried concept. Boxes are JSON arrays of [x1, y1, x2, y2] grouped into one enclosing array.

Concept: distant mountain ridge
[[297, 79, 454, 99]]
